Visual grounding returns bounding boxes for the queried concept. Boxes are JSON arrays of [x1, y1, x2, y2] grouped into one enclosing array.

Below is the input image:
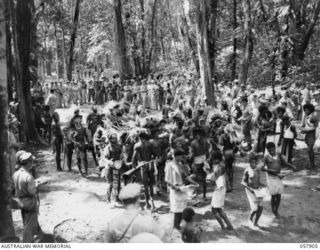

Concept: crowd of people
[[8, 72, 320, 243]]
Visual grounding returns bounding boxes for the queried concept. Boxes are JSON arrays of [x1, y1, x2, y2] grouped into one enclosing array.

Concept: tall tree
[[239, 0, 253, 85], [194, 0, 215, 106], [179, 0, 199, 73], [67, 0, 81, 81], [139, 0, 146, 76], [0, 0, 16, 240], [292, 0, 320, 62], [54, 24, 62, 79], [231, 0, 238, 80], [13, 0, 42, 142], [113, 0, 130, 80], [146, 0, 159, 73], [5, 0, 13, 101], [207, 0, 219, 77]]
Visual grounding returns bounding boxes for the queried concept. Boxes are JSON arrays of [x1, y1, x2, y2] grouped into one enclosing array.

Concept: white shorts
[[267, 174, 284, 195], [245, 188, 263, 212]]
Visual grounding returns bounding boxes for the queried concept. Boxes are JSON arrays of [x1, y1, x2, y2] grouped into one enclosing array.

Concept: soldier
[[12, 152, 42, 242]]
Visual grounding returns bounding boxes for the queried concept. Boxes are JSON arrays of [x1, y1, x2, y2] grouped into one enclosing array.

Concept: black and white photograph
[[0, 0, 320, 245]]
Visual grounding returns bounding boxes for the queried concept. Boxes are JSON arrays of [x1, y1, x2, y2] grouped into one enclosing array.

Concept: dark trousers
[[21, 209, 40, 243]]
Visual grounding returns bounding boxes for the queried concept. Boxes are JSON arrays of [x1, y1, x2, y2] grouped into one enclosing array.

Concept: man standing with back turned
[[12, 152, 42, 242]]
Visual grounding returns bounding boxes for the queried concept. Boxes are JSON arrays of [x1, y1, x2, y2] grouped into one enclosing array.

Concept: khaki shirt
[[13, 168, 36, 198]]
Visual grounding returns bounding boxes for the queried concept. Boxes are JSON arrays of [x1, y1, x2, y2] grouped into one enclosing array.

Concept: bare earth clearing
[[12, 106, 320, 243]]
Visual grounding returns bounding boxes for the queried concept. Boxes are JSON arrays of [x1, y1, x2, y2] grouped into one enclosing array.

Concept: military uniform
[[13, 166, 41, 242]]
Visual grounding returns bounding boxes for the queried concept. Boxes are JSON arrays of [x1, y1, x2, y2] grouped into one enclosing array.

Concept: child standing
[[262, 142, 295, 218], [180, 208, 201, 243], [241, 153, 265, 228], [207, 151, 233, 230]]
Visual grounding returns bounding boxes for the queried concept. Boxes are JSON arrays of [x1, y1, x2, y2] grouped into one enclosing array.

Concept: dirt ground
[[12, 106, 320, 243]]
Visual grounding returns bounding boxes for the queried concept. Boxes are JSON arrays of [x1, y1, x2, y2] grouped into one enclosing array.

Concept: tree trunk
[[194, 0, 215, 106], [293, 0, 320, 61], [113, 0, 130, 80], [132, 36, 142, 77], [231, 0, 237, 80], [29, 0, 38, 86], [67, 0, 81, 81], [62, 28, 68, 80], [239, 0, 253, 85], [160, 29, 166, 61], [54, 24, 61, 80], [5, 4, 13, 101], [146, 0, 158, 74], [259, 0, 267, 24], [179, 0, 199, 74], [46, 48, 52, 76], [207, 0, 219, 77], [13, 0, 42, 142], [0, 0, 16, 240], [139, 0, 146, 76]]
